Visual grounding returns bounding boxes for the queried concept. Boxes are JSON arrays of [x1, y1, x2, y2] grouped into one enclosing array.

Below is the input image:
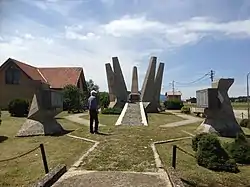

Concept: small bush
[[8, 99, 29, 117], [101, 107, 122, 115], [192, 133, 208, 151], [164, 100, 184, 110], [181, 106, 191, 114], [196, 133, 239, 173], [225, 133, 250, 164], [240, 119, 250, 128]]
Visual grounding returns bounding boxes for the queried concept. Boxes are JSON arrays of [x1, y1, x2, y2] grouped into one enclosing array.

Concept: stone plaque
[[196, 88, 218, 109], [51, 90, 63, 108]]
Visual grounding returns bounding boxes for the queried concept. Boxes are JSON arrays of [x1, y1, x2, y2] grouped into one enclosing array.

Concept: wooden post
[[172, 145, 177, 169], [40, 144, 49, 174]]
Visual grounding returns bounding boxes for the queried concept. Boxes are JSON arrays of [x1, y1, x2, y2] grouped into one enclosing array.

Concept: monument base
[[128, 93, 140, 102], [196, 118, 244, 138], [143, 102, 161, 113], [16, 119, 66, 137]]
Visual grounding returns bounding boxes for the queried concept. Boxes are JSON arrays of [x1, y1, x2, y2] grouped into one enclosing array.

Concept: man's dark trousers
[[89, 109, 99, 133]]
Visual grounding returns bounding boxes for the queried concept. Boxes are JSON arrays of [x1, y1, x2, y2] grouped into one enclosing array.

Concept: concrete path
[[161, 111, 203, 127], [64, 113, 106, 127], [53, 170, 171, 187], [233, 109, 248, 119], [52, 133, 172, 187]]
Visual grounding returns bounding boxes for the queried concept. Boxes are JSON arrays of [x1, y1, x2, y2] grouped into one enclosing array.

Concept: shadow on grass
[[95, 132, 113, 136], [157, 112, 175, 116], [52, 130, 74, 137], [246, 134, 250, 138], [181, 178, 199, 187], [0, 136, 8, 143], [54, 117, 65, 120]]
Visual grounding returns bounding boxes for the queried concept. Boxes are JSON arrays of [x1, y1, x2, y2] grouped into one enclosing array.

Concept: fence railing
[[0, 143, 49, 174], [172, 145, 195, 169]]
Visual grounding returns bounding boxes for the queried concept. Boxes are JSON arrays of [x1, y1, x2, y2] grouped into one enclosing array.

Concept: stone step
[[121, 102, 144, 125]]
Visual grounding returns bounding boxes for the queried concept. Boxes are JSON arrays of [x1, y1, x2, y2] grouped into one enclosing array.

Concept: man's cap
[[91, 90, 97, 94]]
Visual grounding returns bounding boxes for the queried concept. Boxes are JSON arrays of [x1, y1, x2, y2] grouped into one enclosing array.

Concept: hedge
[[101, 107, 122, 115], [195, 133, 239, 173], [8, 99, 29, 117]]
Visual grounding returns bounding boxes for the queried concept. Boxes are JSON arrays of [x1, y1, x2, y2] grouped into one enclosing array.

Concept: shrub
[[164, 100, 184, 110], [8, 99, 29, 117], [196, 133, 239, 173], [225, 133, 250, 164], [192, 133, 208, 151], [101, 107, 122, 115], [240, 119, 250, 128], [181, 106, 191, 114], [63, 85, 86, 113]]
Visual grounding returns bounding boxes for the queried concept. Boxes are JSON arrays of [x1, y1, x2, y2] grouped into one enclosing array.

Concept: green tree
[[63, 85, 83, 113], [87, 79, 99, 92], [98, 92, 110, 108]]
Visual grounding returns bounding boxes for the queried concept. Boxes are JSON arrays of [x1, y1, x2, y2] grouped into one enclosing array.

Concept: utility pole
[[210, 70, 215, 83], [247, 72, 250, 119], [171, 80, 175, 95]]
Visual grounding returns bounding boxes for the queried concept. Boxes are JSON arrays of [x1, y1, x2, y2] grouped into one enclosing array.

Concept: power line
[[175, 77, 210, 87], [175, 72, 210, 85]]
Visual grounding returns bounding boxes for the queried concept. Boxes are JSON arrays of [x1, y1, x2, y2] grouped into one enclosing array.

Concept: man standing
[[88, 90, 99, 134]]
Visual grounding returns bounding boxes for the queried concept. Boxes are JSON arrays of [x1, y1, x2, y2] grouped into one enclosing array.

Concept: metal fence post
[[40, 144, 49, 174], [172, 145, 177, 169]]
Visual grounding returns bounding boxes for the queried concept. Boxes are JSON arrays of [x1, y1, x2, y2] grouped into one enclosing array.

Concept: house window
[[5, 67, 21, 85]]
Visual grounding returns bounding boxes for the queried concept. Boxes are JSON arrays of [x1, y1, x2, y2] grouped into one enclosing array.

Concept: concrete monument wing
[[17, 89, 65, 137], [196, 78, 244, 137]]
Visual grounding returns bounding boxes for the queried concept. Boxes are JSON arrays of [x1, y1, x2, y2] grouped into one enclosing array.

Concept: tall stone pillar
[[141, 56, 157, 102], [129, 66, 140, 102], [112, 57, 128, 106], [131, 66, 139, 93], [105, 63, 115, 102], [154, 62, 165, 104]]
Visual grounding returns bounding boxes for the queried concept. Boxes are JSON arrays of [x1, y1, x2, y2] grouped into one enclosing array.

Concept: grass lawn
[[75, 112, 196, 172], [0, 111, 92, 187], [157, 127, 250, 187]]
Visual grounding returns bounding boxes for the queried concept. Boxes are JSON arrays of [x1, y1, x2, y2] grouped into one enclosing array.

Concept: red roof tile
[[10, 58, 46, 82], [38, 67, 82, 88], [1, 58, 83, 89]]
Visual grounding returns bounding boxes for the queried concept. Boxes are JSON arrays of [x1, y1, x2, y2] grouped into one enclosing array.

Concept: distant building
[[165, 91, 182, 101], [186, 97, 197, 103], [0, 58, 88, 109]]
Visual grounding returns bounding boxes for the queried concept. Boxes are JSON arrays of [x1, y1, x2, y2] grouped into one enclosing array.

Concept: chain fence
[[0, 144, 49, 174], [0, 145, 40, 163]]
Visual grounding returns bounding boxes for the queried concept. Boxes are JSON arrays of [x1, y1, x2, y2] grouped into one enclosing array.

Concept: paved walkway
[[53, 170, 171, 187], [160, 111, 203, 127], [64, 113, 106, 127], [233, 109, 248, 119]]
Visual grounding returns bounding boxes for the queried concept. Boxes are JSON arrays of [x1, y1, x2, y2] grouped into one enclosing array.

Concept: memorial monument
[[105, 57, 128, 109], [105, 56, 164, 113], [17, 89, 65, 136], [195, 78, 244, 137], [141, 57, 165, 112]]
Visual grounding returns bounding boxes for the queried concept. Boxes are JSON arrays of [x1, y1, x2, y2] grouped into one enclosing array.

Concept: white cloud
[[1, 10, 249, 97], [101, 15, 250, 46]]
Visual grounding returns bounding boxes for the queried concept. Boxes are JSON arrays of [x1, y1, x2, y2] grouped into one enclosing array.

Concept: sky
[[0, 0, 250, 99]]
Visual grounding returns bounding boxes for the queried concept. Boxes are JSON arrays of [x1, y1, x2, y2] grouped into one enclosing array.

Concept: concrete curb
[[33, 164, 67, 187], [64, 113, 106, 127], [151, 136, 193, 187], [115, 103, 128, 126], [66, 134, 100, 169], [140, 102, 148, 126]]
